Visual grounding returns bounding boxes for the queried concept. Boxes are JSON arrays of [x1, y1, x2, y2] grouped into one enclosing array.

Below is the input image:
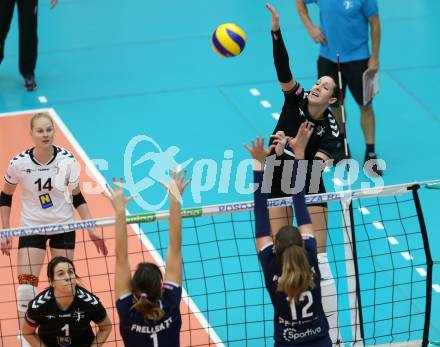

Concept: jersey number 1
[[150, 333, 158, 347], [35, 178, 53, 191], [61, 323, 70, 337]]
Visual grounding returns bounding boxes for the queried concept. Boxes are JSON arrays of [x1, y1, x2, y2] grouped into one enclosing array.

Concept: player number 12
[[289, 291, 313, 320]]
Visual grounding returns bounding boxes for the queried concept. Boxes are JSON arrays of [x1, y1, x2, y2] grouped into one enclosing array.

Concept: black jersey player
[[23, 256, 112, 347]]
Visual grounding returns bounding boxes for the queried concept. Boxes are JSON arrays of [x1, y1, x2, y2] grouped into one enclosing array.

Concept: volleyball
[[212, 23, 246, 57]]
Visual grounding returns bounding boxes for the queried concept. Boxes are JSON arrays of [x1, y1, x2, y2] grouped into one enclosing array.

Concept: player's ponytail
[[131, 263, 165, 321], [275, 226, 314, 301]]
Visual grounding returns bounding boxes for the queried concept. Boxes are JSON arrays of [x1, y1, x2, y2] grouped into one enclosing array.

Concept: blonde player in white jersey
[[0, 112, 108, 345]]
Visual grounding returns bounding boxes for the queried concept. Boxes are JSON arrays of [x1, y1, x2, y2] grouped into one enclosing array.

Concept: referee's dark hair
[[131, 262, 165, 321], [47, 256, 77, 282]]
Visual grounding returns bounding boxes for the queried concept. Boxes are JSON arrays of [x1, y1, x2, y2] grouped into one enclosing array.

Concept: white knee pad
[[17, 284, 37, 313], [318, 252, 334, 286], [318, 253, 342, 345]]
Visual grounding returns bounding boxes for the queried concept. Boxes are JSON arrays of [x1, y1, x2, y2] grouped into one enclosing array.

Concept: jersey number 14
[[34, 178, 53, 191]]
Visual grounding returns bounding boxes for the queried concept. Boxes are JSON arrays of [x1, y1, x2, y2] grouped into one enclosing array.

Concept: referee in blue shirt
[[297, 0, 383, 176]]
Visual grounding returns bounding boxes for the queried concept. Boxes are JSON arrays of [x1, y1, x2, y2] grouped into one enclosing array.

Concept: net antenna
[[336, 52, 363, 345]]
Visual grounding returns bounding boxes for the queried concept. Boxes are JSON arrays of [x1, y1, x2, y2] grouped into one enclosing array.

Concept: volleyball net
[[0, 181, 438, 346]]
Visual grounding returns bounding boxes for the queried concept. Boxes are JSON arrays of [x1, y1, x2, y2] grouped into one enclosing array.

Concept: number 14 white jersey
[[4, 146, 78, 228]]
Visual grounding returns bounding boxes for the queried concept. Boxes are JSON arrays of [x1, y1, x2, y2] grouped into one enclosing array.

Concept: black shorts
[[269, 169, 328, 208], [318, 56, 369, 106], [18, 231, 76, 250]]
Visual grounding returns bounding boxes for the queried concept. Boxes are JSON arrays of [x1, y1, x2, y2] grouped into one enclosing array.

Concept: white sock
[[318, 252, 342, 345]]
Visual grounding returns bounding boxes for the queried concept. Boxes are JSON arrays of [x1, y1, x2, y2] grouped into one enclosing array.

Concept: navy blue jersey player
[[245, 123, 331, 347], [105, 172, 191, 347]]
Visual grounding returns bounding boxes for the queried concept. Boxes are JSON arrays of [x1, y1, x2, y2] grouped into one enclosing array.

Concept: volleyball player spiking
[[265, 4, 343, 342]]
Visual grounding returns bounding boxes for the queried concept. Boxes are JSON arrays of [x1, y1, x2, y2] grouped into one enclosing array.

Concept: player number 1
[[61, 323, 70, 337], [150, 333, 158, 347]]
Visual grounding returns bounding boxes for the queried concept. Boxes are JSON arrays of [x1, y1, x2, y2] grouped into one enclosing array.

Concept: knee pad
[[318, 252, 335, 286], [318, 253, 342, 344], [17, 275, 38, 313]]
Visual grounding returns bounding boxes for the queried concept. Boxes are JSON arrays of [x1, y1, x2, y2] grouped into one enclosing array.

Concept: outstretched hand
[[244, 137, 274, 170], [270, 131, 288, 156], [104, 178, 136, 215], [161, 170, 191, 203], [266, 3, 280, 32], [287, 122, 314, 159]]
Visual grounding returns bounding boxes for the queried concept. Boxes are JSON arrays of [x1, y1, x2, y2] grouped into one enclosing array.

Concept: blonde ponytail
[[275, 225, 315, 300], [277, 243, 314, 301]]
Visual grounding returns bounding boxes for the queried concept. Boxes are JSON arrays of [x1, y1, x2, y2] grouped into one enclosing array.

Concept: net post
[[340, 192, 365, 346], [411, 186, 433, 347]]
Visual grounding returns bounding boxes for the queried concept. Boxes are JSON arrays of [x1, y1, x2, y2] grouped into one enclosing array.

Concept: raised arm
[[287, 123, 314, 235], [164, 171, 191, 286], [295, 0, 327, 45], [244, 137, 275, 250], [106, 179, 135, 299], [266, 3, 296, 92]]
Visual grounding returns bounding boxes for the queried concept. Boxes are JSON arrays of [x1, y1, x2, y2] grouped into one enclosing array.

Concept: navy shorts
[[18, 231, 76, 250], [318, 56, 370, 106], [276, 334, 332, 347]]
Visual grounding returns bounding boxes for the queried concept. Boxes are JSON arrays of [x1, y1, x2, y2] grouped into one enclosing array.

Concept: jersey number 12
[[289, 291, 314, 320]]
